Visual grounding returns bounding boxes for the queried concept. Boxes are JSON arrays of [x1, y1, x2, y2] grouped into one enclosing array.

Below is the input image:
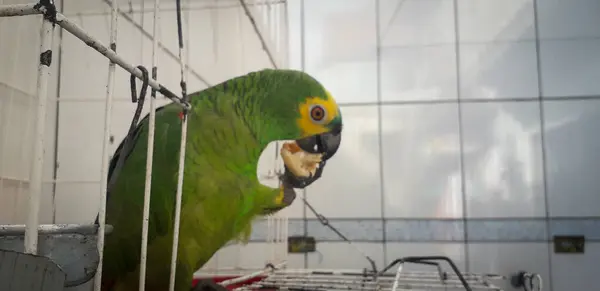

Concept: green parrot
[[97, 68, 343, 291]]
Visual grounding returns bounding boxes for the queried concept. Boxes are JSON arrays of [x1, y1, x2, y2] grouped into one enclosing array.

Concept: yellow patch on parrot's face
[[277, 90, 342, 188], [296, 92, 340, 139]]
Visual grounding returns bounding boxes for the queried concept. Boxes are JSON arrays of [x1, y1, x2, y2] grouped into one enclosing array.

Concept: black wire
[[175, 0, 184, 50], [302, 198, 379, 277], [106, 65, 150, 194]]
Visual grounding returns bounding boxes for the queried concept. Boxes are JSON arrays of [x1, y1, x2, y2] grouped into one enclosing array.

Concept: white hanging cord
[[138, 0, 161, 288], [94, 0, 118, 288]]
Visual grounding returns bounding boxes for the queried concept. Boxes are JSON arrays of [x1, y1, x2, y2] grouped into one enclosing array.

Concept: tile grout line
[[452, 0, 471, 273], [374, 0, 388, 267]]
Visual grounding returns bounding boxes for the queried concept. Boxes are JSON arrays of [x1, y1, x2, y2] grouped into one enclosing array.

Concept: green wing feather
[[101, 88, 283, 291]]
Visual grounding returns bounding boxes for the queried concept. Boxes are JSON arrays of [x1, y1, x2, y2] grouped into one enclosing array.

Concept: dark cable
[[174, 0, 188, 106], [302, 198, 379, 277], [106, 65, 150, 194], [175, 0, 184, 50]]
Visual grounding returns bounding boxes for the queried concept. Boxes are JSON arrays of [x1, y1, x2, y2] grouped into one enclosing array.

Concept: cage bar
[[0, 3, 41, 17], [168, 0, 190, 289], [138, 0, 162, 288], [93, 0, 118, 287], [24, 1, 55, 255]]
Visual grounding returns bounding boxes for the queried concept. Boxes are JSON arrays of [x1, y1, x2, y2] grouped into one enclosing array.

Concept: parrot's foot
[[191, 279, 228, 291], [280, 141, 323, 178]]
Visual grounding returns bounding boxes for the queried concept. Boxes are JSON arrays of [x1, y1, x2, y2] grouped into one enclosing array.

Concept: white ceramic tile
[[240, 8, 275, 73], [304, 106, 382, 218], [378, 0, 455, 47], [381, 45, 458, 101], [384, 242, 466, 273], [54, 182, 101, 223], [287, 0, 303, 70], [58, 15, 110, 99], [457, 0, 535, 43], [0, 88, 35, 180], [461, 102, 545, 218], [467, 243, 551, 291], [303, 0, 378, 104], [551, 242, 600, 291], [0, 180, 54, 225], [537, 0, 600, 40], [307, 242, 384, 270], [381, 104, 462, 218], [56, 102, 104, 182], [0, 14, 43, 96], [459, 42, 539, 99], [539, 39, 600, 97], [543, 99, 600, 217], [214, 243, 289, 270]]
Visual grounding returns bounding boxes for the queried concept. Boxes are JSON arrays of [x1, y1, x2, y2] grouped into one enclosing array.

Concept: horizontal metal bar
[[219, 262, 286, 287], [0, 3, 42, 17], [0, 224, 113, 236], [52, 12, 190, 109]]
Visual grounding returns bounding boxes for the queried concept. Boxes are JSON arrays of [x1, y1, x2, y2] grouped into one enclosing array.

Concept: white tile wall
[[551, 242, 600, 291], [307, 242, 384, 270], [381, 103, 462, 218], [457, 0, 535, 43], [539, 39, 600, 98], [303, 0, 378, 104], [459, 42, 539, 100], [543, 99, 600, 217], [461, 101, 545, 218], [378, 0, 455, 47], [380, 45, 458, 102]]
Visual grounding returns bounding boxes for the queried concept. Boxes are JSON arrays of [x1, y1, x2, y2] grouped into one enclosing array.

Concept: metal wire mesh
[[231, 269, 504, 291]]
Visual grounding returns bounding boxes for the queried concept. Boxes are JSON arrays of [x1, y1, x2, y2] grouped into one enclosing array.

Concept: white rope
[[94, 0, 118, 289], [168, 0, 190, 289], [138, 0, 161, 288]]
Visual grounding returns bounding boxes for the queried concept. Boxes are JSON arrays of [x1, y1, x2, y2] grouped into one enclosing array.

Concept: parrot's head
[[245, 69, 343, 190]]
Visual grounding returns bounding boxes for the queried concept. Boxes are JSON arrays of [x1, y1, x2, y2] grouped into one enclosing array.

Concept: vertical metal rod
[[51, 0, 66, 225], [138, 0, 161, 288], [298, 0, 308, 269], [282, 0, 289, 67], [374, 0, 388, 265], [169, 113, 188, 291], [94, 0, 119, 288], [25, 11, 55, 255], [169, 0, 189, 289]]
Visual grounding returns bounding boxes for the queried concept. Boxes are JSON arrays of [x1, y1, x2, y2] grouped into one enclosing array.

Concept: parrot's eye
[[309, 105, 327, 123]]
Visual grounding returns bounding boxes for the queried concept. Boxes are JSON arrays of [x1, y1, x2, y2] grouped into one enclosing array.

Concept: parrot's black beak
[[282, 121, 342, 189]]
